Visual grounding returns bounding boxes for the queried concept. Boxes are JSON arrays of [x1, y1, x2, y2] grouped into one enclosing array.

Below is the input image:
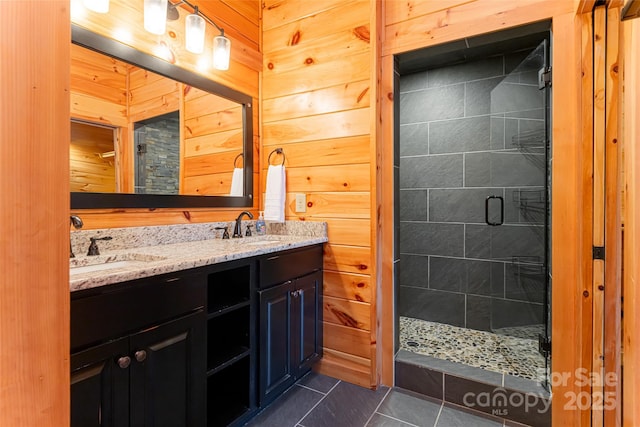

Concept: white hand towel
[[264, 164, 286, 222], [230, 167, 243, 196]]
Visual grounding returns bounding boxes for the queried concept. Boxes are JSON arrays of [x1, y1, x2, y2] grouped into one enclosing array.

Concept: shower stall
[[134, 111, 181, 195], [396, 26, 551, 387]]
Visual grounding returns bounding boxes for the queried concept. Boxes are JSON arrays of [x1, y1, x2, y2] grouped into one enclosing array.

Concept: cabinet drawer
[[71, 270, 205, 352], [258, 245, 322, 289]]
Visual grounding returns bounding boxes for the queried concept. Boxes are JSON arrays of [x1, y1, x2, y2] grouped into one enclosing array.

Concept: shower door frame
[[377, 7, 606, 426]]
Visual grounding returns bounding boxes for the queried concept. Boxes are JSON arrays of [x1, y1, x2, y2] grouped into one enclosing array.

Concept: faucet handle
[[215, 226, 230, 239], [245, 225, 253, 237], [87, 236, 112, 256]]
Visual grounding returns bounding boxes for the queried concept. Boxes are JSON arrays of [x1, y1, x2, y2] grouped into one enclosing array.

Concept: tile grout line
[[362, 387, 392, 427], [433, 401, 445, 427], [296, 383, 328, 395], [372, 412, 420, 427], [294, 380, 342, 426]]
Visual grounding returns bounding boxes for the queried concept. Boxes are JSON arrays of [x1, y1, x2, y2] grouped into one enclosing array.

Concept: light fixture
[[144, 0, 168, 35], [83, 0, 109, 13], [213, 34, 231, 71], [185, 6, 206, 54], [144, 0, 231, 70]]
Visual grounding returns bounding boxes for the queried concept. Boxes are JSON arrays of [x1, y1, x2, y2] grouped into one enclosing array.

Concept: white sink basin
[[70, 253, 167, 275], [70, 260, 143, 275]]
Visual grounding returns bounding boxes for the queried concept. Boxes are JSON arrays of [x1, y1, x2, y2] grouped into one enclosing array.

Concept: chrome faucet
[[70, 215, 83, 258], [232, 211, 254, 238]]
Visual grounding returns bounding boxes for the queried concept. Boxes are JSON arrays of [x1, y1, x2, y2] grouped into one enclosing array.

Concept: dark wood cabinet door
[[258, 281, 294, 405], [129, 310, 206, 427], [71, 338, 130, 427], [292, 271, 323, 374]]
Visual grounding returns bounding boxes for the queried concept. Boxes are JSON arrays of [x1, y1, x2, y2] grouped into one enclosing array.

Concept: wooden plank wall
[[0, 1, 70, 426], [71, 0, 261, 228], [261, 0, 375, 388], [622, 11, 640, 427], [70, 121, 117, 192], [183, 89, 245, 196]]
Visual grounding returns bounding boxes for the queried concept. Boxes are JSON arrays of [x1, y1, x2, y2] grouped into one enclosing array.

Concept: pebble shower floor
[[399, 316, 546, 381]]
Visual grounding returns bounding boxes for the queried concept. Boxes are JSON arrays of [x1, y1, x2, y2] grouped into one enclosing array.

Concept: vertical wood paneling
[[550, 11, 592, 427], [603, 7, 622, 427], [0, 2, 70, 426], [622, 13, 640, 427], [592, 9, 607, 427]]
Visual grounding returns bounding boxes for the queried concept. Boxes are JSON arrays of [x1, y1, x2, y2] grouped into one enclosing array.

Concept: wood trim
[[550, 11, 592, 426], [370, 0, 383, 388], [378, 53, 395, 387], [603, 7, 622, 427], [0, 2, 70, 426], [592, 8, 607, 427], [621, 13, 640, 427]]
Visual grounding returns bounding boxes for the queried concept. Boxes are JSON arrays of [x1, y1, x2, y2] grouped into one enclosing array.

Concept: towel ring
[[267, 148, 285, 166], [234, 153, 243, 168]]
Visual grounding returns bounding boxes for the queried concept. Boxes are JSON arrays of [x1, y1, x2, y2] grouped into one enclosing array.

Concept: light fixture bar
[[172, 0, 226, 34]]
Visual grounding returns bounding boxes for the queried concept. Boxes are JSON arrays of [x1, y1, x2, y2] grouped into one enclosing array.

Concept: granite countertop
[[70, 222, 327, 292]]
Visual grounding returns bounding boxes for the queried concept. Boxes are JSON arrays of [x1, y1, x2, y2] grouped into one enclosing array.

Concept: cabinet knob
[[134, 350, 147, 362], [117, 356, 131, 369]]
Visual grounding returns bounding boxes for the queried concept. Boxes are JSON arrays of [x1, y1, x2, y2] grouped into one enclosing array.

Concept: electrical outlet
[[295, 193, 306, 213]]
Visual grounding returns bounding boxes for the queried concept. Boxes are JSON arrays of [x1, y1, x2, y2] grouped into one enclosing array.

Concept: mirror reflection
[[70, 24, 253, 209], [70, 42, 245, 197]]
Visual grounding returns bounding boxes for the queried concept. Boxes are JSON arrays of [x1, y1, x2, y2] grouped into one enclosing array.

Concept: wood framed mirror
[[70, 24, 253, 209]]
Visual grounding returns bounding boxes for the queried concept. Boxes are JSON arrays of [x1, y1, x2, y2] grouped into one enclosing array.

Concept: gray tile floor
[[244, 372, 509, 427]]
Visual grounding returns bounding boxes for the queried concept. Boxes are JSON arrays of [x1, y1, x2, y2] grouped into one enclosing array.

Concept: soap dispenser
[[256, 211, 266, 236]]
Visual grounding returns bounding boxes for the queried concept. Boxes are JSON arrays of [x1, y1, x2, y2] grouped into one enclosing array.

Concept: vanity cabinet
[[70, 241, 324, 426], [204, 259, 257, 427], [257, 245, 323, 406], [70, 271, 206, 427]]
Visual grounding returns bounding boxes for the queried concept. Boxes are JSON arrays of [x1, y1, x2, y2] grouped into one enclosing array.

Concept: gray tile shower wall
[[398, 49, 546, 333]]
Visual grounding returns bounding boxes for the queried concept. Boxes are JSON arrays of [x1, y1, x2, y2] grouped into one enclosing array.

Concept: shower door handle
[[485, 195, 504, 226]]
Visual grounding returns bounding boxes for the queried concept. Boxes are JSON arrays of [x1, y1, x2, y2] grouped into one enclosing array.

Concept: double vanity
[[69, 221, 327, 427]]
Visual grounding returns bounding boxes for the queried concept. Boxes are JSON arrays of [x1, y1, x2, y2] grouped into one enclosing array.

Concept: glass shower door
[[486, 39, 551, 387]]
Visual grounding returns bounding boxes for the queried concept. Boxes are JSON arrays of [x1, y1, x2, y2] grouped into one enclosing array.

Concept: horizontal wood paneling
[[73, 0, 261, 94], [284, 164, 370, 193], [323, 244, 371, 275], [384, 0, 576, 56], [263, 0, 378, 384], [323, 271, 372, 303], [70, 92, 128, 127], [315, 348, 372, 388], [194, 0, 260, 51], [262, 80, 370, 123], [70, 44, 127, 104], [323, 296, 370, 331], [262, 0, 344, 31], [262, 51, 370, 99], [264, 29, 371, 75], [323, 218, 371, 247], [322, 322, 371, 359], [263, 135, 370, 167], [184, 133, 244, 164], [263, 108, 371, 145], [284, 192, 370, 219], [385, 0, 476, 24]]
